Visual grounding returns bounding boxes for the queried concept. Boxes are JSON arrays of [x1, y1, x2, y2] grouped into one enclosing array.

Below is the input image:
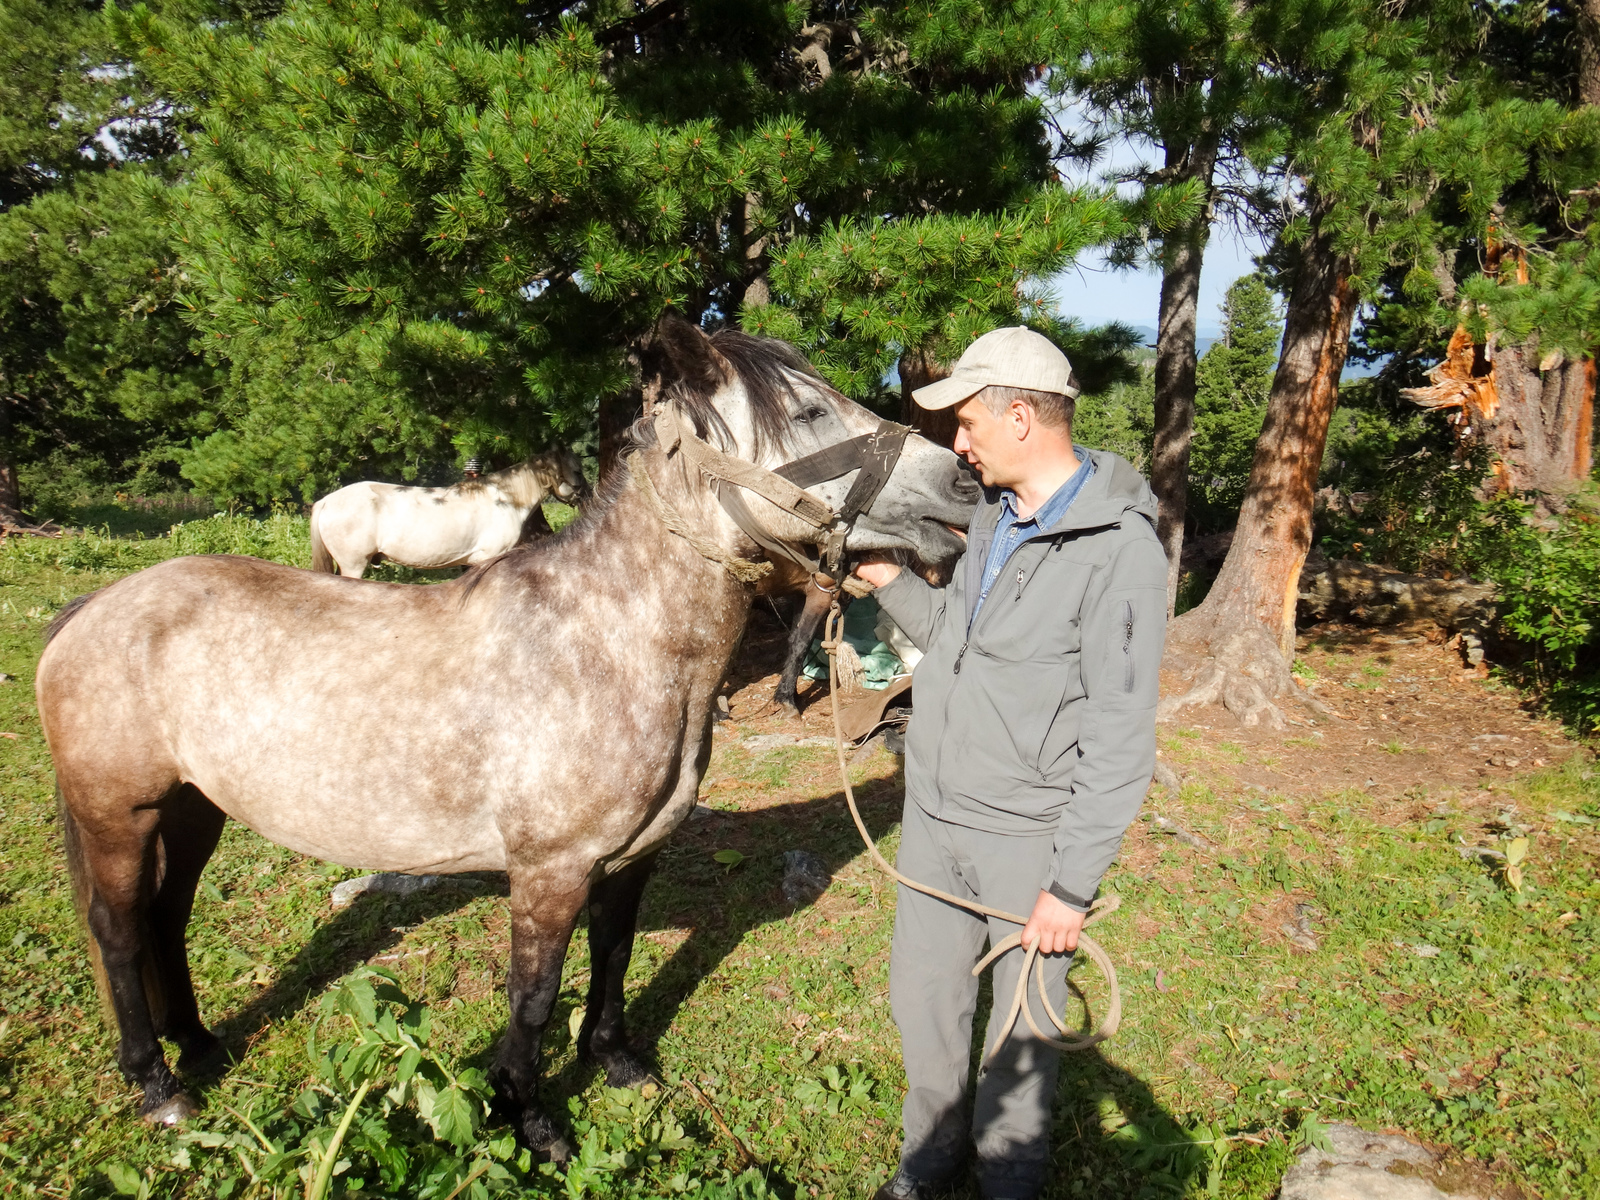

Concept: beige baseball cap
[[911, 326, 1081, 410]]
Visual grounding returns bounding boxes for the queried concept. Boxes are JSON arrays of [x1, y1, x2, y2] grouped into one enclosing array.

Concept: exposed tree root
[[1160, 622, 1299, 730]]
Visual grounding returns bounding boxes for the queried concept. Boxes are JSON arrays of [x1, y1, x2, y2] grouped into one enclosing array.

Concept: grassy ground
[[1, 527, 1597, 1198]]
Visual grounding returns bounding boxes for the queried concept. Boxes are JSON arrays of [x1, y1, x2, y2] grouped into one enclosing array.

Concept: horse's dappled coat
[[35, 320, 977, 1154]]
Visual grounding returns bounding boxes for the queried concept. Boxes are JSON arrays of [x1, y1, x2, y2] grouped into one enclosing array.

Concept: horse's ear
[[652, 310, 728, 395]]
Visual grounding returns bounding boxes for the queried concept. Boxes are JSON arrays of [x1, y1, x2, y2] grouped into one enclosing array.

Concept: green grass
[[1, 526, 1598, 1197]]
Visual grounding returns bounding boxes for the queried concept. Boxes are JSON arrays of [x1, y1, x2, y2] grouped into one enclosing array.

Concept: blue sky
[[1047, 227, 1269, 339]]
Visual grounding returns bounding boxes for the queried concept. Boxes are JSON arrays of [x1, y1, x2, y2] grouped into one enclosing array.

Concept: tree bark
[[0, 400, 24, 526], [1162, 197, 1355, 727], [1480, 346, 1595, 497], [1149, 136, 1219, 616], [898, 347, 957, 448], [1152, 230, 1207, 614], [1580, 0, 1600, 107]]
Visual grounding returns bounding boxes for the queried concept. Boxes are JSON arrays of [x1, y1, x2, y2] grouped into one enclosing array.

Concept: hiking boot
[[872, 1168, 940, 1200]]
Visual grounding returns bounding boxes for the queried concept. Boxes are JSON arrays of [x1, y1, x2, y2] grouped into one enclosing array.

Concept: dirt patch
[[1151, 619, 1578, 804], [718, 609, 1579, 814]]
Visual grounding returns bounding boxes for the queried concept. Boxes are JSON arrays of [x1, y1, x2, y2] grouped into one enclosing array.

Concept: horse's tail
[[309, 506, 337, 574], [57, 786, 116, 1026]]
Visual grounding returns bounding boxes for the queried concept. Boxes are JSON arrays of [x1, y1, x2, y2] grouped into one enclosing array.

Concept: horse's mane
[[661, 327, 829, 457], [456, 327, 828, 604]]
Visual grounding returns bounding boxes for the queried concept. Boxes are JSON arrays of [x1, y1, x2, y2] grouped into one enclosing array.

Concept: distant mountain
[[1126, 325, 1221, 356]]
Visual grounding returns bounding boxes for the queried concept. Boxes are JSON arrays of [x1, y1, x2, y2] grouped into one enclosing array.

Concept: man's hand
[[1020, 890, 1085, 955], [853, 557, 902, 588]]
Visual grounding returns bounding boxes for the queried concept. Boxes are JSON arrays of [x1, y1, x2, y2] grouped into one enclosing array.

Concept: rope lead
[[822, 599, 1123, 1061]]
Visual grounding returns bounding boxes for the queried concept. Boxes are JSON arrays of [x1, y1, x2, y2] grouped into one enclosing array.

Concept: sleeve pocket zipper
[[1121, 599, 1135, 693]]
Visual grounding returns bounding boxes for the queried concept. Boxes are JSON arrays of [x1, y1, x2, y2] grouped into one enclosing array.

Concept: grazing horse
[[34, 318, 977, 1157], [309, 449, 587, 577]]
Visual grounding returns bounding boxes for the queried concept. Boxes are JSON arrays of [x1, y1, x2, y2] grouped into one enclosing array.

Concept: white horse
[[310, 450, 586, 577]]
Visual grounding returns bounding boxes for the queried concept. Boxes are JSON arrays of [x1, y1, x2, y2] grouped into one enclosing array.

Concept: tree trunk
[[1402, 234, 1595, 503], [0, 400, 24, 526], [1162, 197, 1355, 727], [1152, 230, 1207, 614], [1580, 0, 1600, 107], [898, 347, 958, 449], [1149, 136, 1220, 616], [1478, 347, 1594, 497]]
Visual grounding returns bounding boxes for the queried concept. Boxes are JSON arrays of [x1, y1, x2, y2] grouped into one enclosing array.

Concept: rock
[[1282, 903, 1321, 951], [330, 873, 479, 910], [1151, 760, 1183, 794], [0, 672, 15, 683], [689, 803, 717, 822], [742, 733, 834, 755], [780, 849, 831, 905], [1280, 1122, 1489, 1200]]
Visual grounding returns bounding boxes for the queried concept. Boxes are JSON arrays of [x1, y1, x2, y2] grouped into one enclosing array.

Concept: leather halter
[[651, 404, 911, 578]]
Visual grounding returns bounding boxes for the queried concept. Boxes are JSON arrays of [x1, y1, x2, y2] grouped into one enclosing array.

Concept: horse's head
[[547, 448, 587, 504], [649, 314, 978, 574]]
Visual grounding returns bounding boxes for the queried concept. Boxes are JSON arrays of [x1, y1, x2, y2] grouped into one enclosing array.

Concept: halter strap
[[652, 402, 913, 578]]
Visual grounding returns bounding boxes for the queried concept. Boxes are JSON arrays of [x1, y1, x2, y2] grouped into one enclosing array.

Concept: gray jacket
[[873, 448, 1166, 910]]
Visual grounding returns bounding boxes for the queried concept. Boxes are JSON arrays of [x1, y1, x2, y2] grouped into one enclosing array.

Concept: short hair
[[975, 384, 1075, 434]]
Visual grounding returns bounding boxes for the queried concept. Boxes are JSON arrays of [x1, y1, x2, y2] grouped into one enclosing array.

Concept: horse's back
[[38, 554, 513, 870]]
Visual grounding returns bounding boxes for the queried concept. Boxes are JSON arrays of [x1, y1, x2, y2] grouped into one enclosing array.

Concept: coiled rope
[[821, 597, 1122, 1060]]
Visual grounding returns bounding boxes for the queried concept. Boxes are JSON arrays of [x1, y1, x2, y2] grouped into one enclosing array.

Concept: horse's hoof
[[177, 1033, 233, 1078], [777, 698, 800, 718], [521, 1113, 574, 1164], [601, 1051, 657, 1091], [141, 1093, 199, 1126]]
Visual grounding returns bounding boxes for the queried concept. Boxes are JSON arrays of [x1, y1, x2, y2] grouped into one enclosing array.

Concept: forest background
[[5, 0, 1600, 724], [5, 3, 1600, 1199]]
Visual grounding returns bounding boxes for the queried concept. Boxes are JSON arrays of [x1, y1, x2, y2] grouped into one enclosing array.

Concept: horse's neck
[[498, 465, 542, 508], [529, 455, 756, 667]]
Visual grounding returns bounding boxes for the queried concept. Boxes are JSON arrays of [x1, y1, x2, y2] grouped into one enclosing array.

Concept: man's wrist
[[1048, 881, 1093, 913]]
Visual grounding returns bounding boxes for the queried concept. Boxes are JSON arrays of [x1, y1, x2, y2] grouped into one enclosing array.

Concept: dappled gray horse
[[34, 317, 977, 1157]]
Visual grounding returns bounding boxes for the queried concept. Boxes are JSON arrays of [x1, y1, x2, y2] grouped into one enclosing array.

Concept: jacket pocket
[[1121, 598, 1135, 693]]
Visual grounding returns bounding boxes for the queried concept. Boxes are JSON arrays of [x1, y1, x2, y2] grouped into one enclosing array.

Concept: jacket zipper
[[1121, 599, 1135, 692], [953, 642, 968, 674], [1015, 566, 1024, 601]]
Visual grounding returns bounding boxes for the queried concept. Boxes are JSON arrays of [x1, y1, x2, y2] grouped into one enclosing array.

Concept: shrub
[[167, 511, 311, 567], [1468, 488, 1600, 733]]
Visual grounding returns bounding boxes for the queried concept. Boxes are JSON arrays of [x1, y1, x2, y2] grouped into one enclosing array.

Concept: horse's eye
[[803, 407, 829, 423]]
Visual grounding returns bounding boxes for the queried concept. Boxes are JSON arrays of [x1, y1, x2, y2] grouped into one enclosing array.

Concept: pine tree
[[1190, 271, 1281, 530], [0, 0, 210, 522], [1061, 0, 1278, 611], [120, 0, 1126, 501], [1376, 4, 1600, 503], [1162, 0, 1541, 726]]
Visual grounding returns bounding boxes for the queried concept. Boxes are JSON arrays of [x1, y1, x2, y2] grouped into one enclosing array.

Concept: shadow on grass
[[184, 756, 1214, 1197], [198, 875, 507, 1065]]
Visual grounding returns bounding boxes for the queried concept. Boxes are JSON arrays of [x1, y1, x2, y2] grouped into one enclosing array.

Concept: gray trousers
[[890, 798, 1073, 1198]]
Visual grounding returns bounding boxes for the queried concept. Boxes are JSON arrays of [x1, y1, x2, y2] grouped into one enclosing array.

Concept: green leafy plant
[[793, 1064, 875, 1117], [546, 1086, 696, 1198], [711, 849, 746, 873], [178, 967, 529, 1199], [1469, 488, 1600, 732]]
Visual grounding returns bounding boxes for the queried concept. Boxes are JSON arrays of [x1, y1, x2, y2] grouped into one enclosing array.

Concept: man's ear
[[1009, 397, 1034, 441]]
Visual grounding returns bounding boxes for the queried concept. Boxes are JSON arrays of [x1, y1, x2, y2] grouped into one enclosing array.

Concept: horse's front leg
[[775, 580, 836, 715], [578, 852, 659, 1086], [493, 863, 588, 1162]]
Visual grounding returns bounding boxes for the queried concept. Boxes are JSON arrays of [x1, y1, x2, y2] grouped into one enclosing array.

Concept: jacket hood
[[975, 448, 1159, 537]]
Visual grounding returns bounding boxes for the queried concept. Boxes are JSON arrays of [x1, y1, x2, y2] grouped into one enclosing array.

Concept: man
[[856, 327, 1166, 1200]]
